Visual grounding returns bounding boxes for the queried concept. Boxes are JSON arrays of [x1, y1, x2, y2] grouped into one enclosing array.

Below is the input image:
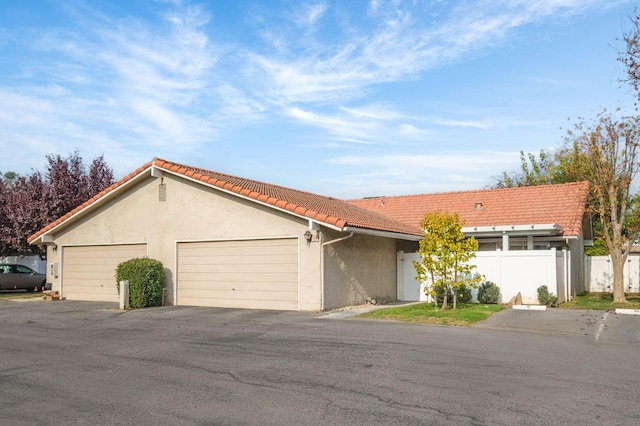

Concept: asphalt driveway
[[1, 299, 639, 425], [473, 306, 640, 344]]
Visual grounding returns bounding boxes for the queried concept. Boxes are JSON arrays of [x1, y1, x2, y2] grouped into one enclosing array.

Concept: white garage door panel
[[62, 244, 147, 302], [178, 272, 298, 287], [177, 238, 299, 310]]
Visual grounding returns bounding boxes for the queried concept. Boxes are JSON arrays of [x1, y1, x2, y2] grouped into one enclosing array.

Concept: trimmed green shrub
[[478, 281, 500, 304], [457, 284, 473, 303], [435, 284, 473, 304], [537, 285, 558, 307], [115, 257, 165, 308]]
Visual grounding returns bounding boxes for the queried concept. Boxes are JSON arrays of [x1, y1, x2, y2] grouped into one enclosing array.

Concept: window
[[15, 265, 34, 274]]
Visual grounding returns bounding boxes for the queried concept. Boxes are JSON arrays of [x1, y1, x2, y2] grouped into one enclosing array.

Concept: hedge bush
[[115, 257, 165, 308], [477, 281, 500, 304]]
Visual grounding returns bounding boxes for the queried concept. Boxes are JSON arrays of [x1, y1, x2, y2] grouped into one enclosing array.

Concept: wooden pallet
[[43, 291, 61, 301]]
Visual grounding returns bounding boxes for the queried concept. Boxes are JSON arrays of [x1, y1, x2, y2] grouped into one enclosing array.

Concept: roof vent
[[474, 201, 483, 210]]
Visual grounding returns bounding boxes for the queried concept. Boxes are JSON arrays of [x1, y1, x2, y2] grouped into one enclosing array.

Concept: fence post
[[119, 280, 129, 310]]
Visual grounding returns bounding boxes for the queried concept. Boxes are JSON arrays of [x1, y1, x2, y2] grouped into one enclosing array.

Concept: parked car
[[0, 264, 46, 291]]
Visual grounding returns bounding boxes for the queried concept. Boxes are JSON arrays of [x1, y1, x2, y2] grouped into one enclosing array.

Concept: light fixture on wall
[[303, 230, 313, 245], [51, 243, 58, 252]]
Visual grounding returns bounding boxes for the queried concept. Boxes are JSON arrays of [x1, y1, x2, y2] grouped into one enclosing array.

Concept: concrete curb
[[512, 304, 547, 311], [615, 308, 640, 316]]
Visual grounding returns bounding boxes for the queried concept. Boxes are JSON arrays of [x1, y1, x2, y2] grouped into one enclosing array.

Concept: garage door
[[177, 238, 299, 310], [62, 244, 147, 302]]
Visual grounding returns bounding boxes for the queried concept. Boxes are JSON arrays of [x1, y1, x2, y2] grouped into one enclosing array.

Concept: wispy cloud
[[0, 2, 220, 175], [292, 2, 329, 28], [246, 0, 611, 105], [0, 0, 621, 187], [324, 151, 522, 197], [286, 105, 430, 145]]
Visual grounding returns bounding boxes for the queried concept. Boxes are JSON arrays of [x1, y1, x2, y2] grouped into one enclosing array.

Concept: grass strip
[[355, 302, 503, 326], [561, 293, 640, 310]]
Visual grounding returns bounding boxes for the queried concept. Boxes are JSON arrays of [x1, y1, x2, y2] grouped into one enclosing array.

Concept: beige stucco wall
[[44, 172, 324, 310], [322, 230, 398, 310]]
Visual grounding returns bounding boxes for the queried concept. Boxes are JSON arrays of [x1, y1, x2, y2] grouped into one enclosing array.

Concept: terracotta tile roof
[[346, 182, 590, 237], [28, 158, 422, 244]]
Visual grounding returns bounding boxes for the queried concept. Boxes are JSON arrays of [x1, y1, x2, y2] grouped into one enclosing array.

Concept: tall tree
[[618, 7, 640, 104], [45, 151, 90, 222], [88, 155, 115, 198], [493, 149, 580, 189], [563, 112, 640, 304], [1, 172, 49, 255], [413, 211, 481, 310], [0, 151, 115, 256]]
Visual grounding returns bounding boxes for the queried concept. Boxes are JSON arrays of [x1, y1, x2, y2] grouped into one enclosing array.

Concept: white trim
[[342, 226, 422, 241], [59, 241, 148, 248], [175, 235, 298, 244], [463, 223, 563, 237]]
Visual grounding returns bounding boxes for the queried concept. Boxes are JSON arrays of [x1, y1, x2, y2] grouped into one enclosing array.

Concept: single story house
[[29, 158, 590, 309], [347, 182, 591, 303], [28, 158, 421, 311]]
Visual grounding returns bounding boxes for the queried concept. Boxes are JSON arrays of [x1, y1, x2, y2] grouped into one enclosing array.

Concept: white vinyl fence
[[398, 249, 570, 305], [585, 256, 640, 293]]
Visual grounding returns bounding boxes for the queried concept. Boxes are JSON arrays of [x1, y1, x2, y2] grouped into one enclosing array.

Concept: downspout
[[320, 232, 354, 311], [565, 238, 570, 303]]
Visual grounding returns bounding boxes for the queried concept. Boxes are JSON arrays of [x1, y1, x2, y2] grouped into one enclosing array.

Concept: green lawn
[[0, 291, 43, 300], [355, 302, 503, 326], [560, 293, 640, 310]]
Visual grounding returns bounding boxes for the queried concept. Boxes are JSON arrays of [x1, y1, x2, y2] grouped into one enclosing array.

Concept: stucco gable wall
[[322, 230, 397, 310], [48, 174, 323, 309]]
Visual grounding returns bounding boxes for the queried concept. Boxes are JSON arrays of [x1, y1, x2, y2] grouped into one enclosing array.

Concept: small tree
[[413, 211, 482, 310]]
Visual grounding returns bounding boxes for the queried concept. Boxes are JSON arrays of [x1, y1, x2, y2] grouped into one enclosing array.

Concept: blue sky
[[0, 0, 635, 198]]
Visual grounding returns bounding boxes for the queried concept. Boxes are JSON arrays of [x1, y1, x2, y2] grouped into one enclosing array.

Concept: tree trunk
[[610, 250, 628, 303], [431, 272, 438, 308], [452, 289, 457, 310], [441, 290, 448, 311]]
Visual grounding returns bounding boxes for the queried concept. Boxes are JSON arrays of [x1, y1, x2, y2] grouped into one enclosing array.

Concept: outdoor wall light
[[303, 230, 313, 245], [51, 243, 58, 252]]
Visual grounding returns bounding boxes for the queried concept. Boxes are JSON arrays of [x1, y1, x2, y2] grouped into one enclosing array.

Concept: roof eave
[[156, 166, 360, 233], [342, 226, 423, 241], [462, 223, 564, 238]]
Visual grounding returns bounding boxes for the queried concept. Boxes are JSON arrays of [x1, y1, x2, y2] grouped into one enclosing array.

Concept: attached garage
[[29, 158, 421, 311], [176, 238, 299, 310], [62, 244, 147, 302]]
